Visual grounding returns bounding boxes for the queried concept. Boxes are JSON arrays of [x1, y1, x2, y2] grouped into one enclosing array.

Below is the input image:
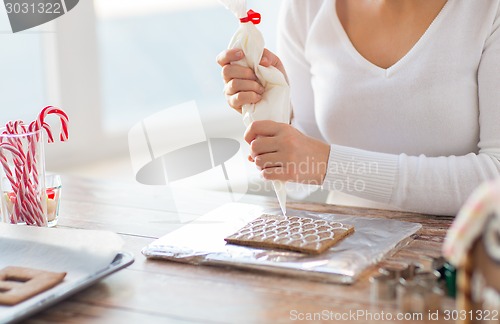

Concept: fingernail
[[235, 50, 242, 58], [261, 57, 268, 65], [259, 86, 265, 94]]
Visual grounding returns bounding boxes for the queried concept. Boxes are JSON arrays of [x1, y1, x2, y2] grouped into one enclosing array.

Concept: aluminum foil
[[142, 203, 421, 284]]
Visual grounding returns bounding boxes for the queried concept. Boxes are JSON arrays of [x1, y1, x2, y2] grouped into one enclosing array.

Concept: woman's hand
[[216, 48, 287, 113], [245, 120, 330, 185]]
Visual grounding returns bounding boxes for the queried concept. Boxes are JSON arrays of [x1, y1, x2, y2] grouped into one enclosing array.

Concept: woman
[[217, 0, 500, 216]]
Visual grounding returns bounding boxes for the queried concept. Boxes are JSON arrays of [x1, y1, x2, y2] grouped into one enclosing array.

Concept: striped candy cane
[[1, 129, 44, 225], [1, 107, 68, 226], [0, 142, 44, 225], [31, 106, 69, 142], [3, 124, 43, 224], [0, 142, 25, 223]]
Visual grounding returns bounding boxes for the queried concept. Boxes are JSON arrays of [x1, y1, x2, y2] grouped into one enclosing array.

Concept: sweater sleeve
[[323, 4, 500, 216]]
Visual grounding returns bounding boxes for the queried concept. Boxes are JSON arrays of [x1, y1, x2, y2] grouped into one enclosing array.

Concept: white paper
[[220, 0, 291, 215]]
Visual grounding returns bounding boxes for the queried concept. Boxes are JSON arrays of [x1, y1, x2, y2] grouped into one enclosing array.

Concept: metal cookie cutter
[[371, 259, 443, 309], [377, 259, 409, 280], [400, 262, 423, 280], [415, 270, 443, 313], [397, 277, 426, 313], [370, 260, 407, 303], [414, 269, 441, 288], [370, 270, 398, 302], [396, 262, 443, 313]]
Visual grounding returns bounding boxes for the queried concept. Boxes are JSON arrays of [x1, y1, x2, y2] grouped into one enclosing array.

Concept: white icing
[[483, 287, 500, 311], [472, 271, 500, 311], [485, 214, 500, 262]]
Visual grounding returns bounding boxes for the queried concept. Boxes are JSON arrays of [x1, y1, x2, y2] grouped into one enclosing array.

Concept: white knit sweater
[[277, 0, 500, 215]]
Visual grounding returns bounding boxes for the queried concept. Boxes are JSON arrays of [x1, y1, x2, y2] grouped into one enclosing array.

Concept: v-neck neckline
[[330, 0, 451, 77]]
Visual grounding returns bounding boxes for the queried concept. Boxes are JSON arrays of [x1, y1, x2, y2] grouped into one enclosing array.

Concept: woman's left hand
[[244, 120, 330, 185]]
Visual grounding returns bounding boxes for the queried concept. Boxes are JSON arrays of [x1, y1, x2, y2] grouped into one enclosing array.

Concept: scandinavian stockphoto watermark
[[3, 0, 79, 33], [327, 158, 379, 192], [251, 157, 379, 194]]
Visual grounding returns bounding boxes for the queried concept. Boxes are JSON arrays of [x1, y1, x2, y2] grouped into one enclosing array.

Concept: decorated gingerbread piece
[[443, 179, 500, 323]]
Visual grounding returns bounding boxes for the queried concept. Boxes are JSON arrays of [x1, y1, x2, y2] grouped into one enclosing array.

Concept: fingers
[[244, 120, 280, 144], [259, 48, 288, 82], [218, 48, 258, 86], [227, 92, 262, 111], [224, 79, 264, 111], [249, 136, 278, 158], [218, 48, 287, 113], [221, 64, 258, 83], [225, 79, 264, 96], [254, 152, 283, 170], [243, 121, 330, 184], [216, 48, 243, 67], [221, 59, 261, 111], [242, 121, 298, 181], [218, 48, 278, 69], [259, 48, 279, 67]]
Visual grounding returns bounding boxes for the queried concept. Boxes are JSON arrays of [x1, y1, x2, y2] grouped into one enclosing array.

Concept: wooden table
[[27, 175, 456, 323]]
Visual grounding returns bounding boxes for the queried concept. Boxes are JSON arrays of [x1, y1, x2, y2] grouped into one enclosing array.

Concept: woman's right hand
[[216, 48, 287, 114]]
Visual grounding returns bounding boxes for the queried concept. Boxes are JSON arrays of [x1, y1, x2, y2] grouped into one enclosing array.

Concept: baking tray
[[0, 252, 134, 324]]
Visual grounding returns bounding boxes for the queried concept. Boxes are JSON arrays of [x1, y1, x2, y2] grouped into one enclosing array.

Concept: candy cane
[[20, 144, 46, 226], [11, 193, 21, 224], [0, 139, 42, 225], [0, 145, 19, 191], [0, 143, 25, 166], [0, 143, 25, 224], [18, 158, 39, 225], [27, 108, 66, 213], [28, 121, 54, 143], [0, 147, 19, 224], [13, 120, 27, 134], [0, 143, 34, 225], [24, 121, 51, 198], [3, 122, 25, 181], [26, 123, 44, 184], [1, 107, 68, 226], [17, 175, 29, 224], [21, 166, 44, 225], [34, 106, 69, 142]]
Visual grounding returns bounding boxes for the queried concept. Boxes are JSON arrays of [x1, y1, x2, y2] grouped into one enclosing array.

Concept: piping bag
[[220, 0, 291, 216]]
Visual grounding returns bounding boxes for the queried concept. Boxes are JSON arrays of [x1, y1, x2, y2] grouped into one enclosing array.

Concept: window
[[1, 1, 283, 173], [0, 11, 46, 124], [94, 0, 283, 135]]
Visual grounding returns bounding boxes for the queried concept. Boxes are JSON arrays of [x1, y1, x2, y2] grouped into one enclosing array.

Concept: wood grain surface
[[24, 175, 456, 323]]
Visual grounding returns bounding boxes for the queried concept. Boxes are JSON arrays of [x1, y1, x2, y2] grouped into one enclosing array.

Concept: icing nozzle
[[272, 180, 287, 216]]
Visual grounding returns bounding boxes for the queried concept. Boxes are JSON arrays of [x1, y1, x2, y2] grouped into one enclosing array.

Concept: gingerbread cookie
[[225, 214, 355, 254], [0, 266, 66, 306]]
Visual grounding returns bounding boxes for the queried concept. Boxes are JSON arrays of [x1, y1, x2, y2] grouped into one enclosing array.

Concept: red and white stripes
[[0, 106, 69, 226]]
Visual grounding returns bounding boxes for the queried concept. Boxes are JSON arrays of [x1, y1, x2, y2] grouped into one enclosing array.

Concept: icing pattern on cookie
[[225, 214, 354, 254]]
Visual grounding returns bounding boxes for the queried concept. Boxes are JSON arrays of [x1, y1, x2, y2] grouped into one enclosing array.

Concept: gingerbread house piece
[[443, 179, 500, 324]]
